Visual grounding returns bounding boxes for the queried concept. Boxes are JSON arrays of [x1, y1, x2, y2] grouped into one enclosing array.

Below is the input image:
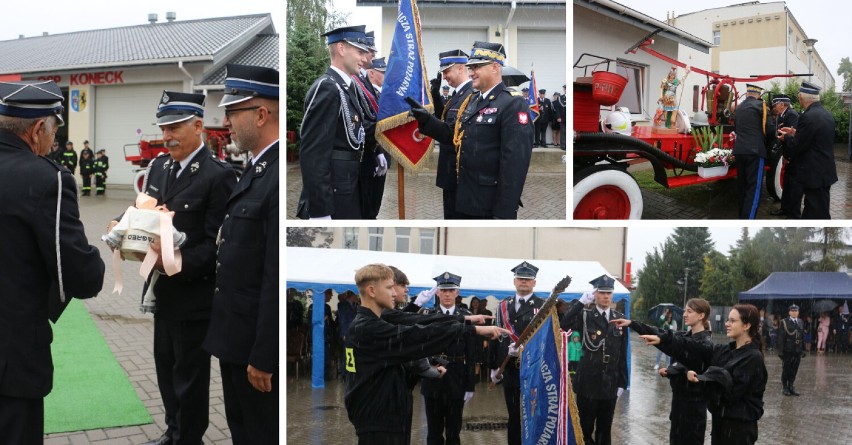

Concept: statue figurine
[[657, 66, 680, 129]]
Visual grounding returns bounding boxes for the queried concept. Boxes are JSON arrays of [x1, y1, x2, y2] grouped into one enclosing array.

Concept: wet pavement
[[641, 145, 851, 219], [285, 148, 568, 220], [285, 335, 852, 444]]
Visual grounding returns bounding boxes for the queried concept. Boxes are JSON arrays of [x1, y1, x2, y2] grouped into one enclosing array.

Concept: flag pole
[[397, 163, 406, 219]]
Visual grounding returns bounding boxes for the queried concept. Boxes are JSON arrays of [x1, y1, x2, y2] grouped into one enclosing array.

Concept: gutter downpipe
[[178, 60, 194, 91], [504, 0, 516, 56]]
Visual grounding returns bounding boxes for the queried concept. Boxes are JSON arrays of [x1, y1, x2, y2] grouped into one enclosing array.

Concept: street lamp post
[[803, 38, 818, 79]]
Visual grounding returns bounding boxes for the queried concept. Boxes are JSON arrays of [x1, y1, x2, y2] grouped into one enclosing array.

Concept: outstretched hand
[[476, 325, 510, 340], [686, 370, 700, 383], [465, 314, 495, 325], [639, 334, 661, 345], [609, 318, 631, 328]]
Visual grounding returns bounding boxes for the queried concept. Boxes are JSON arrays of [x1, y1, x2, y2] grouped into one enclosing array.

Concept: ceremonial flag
[[376, 0, 434, 171], [527, 69, 540, 123], [557, 329, 584, 445]]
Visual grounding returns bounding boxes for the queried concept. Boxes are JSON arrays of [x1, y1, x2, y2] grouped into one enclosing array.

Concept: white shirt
[[515, 294, 533, 312], [597, 307, 610, 320], [330, 65, 353, 87], [251, 140, 279, 166], [440, 305, 456, 316], [174, 142, 205, 178]]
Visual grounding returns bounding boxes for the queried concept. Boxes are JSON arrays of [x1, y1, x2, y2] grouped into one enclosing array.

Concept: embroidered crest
[[482, 107, 498, 115], [476, 115, 483, 123], [255, 161, 268, 174], [162, 160, 170, 170], [190, 161, 200, 173], [161, 92, 170, 103], [518, 112, 529, 125]]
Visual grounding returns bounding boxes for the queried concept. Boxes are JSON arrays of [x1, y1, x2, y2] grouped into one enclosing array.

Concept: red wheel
[[766, 152, 784, 200], [573, 168, 643, 219]]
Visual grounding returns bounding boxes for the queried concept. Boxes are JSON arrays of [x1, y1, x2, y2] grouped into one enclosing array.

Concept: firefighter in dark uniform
[[440, 85, 451, 104], [535, 89, 552, 147], [419, 272, 476, 445], [345, 264, 506, 445], [779, 81, 837, 219], [560, 275, 628, 445], [768, 95, 801, 218], [0, 80, 104, 443], [111, 91, 236, 445], [354, 32, 389, 219], [408, 49, 475, 219], [298, 25, 369, 220], [557, 85, 567, 149], [778, 304, 805, 396], [79, 145, 95, 195], [457, 41, 534, 219], [203, 64, 279, 444], [489, 261, 545, 445], [732, 84, 769, 219], [94, 149, 109, 195], [59, 140, 78, 174]]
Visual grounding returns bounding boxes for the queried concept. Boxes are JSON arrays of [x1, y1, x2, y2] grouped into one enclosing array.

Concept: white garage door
[[421, 28, 488, 92], [94, 82, 181, 185], [517, 29, 566, 97]]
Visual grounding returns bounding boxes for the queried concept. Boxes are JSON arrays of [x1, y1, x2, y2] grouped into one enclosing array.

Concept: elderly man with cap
[[778, 81, 837, 219], [0, 80, 104, 443], [108, 90, 236, 445], [298, 25, 369, 220], [490, 261, 545, 445], [731, 84, 770, 219], [778, 304, 805, 396], [768, 94, 801, 218], [560, 275, 628, 445], [535, 88, 552, 147], [202, 63, 279, 444], [408, 49, 476, 219], [419, 272, 476, 445]]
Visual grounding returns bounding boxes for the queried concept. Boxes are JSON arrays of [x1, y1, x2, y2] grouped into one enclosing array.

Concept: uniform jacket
[[139, 147, 235, 321], [630, 320, 711, 401], [0, 130, 104, 399], [773, 107, 800, 169], [59, 149, 78, 174], [420, 306, 477, 399], [204, 144, 278, 372], [298, 68, 365, 219], [346, 306, 473, 435], [79, 148, 95, 175], [658, 334, 767, 422], [94, 155, 109, 176], [778, 317, 804, 355], [489, 295, 545, 388], [420, 80, 475, 192], [536, 97, 552, 123], [732, 96, 768, 158], [455, 83, 534, 218], [560, 302, 628, 400], [353, 73, 386, 219], [782, 101, 838, 189]]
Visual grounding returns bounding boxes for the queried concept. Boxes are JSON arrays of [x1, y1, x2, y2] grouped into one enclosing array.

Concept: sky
[[626, 226, 742, 273], [0, 1, 283, 41], [614, 0, 851, 90]]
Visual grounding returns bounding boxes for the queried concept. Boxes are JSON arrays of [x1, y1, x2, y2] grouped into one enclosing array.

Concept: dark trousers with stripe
[[81, 174, 92, 195], [736, 155, 764, 219], [0, 394, 42, 445]]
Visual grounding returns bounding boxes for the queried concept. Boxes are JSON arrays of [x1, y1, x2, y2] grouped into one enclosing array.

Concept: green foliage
[[837, 57, 852, 93], [768, 79, 850, 142], [286, 227, 333, 247]]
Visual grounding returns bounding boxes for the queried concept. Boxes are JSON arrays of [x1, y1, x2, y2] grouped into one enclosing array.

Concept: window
[[420, 228, 436, 254], [344, 228, 358, 249], [614, 60, 646, 115], [395, 228, 410, 253], [712, 30, 720, 46], [368, 228, 383, 251], [795, 36, 800, 58], [788, 28, 793, 51]]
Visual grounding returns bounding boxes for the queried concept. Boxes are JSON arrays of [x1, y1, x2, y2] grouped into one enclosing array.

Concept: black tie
[[445, 310, 450, 316], [166, 162, 181, 191]]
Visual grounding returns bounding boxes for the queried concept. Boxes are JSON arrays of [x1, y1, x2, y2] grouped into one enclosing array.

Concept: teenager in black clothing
[[611, 298, 713, 445], [630, 303, 767, 445]]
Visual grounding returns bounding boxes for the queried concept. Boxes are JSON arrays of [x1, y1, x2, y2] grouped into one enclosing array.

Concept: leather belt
[[331, 150, 363, 162]]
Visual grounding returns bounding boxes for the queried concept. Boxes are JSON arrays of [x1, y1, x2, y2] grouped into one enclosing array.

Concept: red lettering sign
[[70, 71, 125, 86], [38, 75, 61, 83]]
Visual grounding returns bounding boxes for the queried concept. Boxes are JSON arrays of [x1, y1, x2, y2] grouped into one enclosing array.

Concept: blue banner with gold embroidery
[[376, 0, 435, 172], [527, 69, 540, 123], [520, 311, 562, 445]]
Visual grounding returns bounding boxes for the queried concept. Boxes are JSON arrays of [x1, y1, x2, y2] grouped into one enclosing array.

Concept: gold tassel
[[452, 93, 474, 177]]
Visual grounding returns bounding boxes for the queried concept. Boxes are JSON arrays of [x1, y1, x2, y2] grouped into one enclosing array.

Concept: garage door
[[94, 82, 181, 185], [421, 28, 488, 92], [517, 29, 566, 97]]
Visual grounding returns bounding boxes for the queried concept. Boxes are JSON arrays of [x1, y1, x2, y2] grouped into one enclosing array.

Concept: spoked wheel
[[573, 166, 643, 219], [133, 170, 147, 194], [766, 151, 784, 201]]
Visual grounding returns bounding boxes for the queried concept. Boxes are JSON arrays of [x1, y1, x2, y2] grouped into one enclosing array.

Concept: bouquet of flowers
[[694, 147, 734, 168]]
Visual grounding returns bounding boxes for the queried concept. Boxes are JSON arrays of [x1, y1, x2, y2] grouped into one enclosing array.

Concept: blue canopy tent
[[738, 272, 852, 315], [286, 247, 632, 388]]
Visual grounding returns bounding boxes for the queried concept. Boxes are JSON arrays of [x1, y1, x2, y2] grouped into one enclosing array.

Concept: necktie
[[516, 298, 524, 312], [445, 310, 450, 316], [166, 162, 181, 191]]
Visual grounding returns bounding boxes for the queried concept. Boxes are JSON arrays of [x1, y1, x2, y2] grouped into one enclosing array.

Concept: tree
[[286, 227, 333, 247], [700, 250, 737, 306], [671, 227, 714, 301], [837, 57, 852, 93]]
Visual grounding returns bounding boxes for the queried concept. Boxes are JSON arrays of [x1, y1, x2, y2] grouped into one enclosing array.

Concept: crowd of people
[[0, 63, 280, 445], [47, 138, 110, 195], [761, 306, 851, 354], [298, 24, 565, 220]]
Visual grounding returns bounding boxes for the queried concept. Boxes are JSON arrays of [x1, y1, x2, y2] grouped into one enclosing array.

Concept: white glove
[[508, 342, 520, 358], [310, 215, 332, 220], [414, 286, 437, 306], [374, 153, 388, 177], [464, 391, 474, 403], [617, 387, 625, 398], [579, 291, 595, 306], [490, 369, 502, 384], [729, 131, 736, 142]]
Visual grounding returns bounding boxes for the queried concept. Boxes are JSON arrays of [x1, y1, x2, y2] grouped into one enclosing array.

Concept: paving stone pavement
[[286, 148, 568, 220], [286, 335, 852, 444], [43, 186, 233, 445]]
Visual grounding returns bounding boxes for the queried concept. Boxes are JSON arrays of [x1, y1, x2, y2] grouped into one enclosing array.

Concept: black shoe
[[789, 387, 800, 396], [141, 434, 172, 445], [770, 209, 786, 216], [783, 388, 792, 396]]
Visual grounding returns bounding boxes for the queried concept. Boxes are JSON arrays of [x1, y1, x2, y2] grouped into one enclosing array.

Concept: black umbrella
[[648, 303, 684, 326], [812, 299, 838, 314], [502, 66, 529, 87]]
